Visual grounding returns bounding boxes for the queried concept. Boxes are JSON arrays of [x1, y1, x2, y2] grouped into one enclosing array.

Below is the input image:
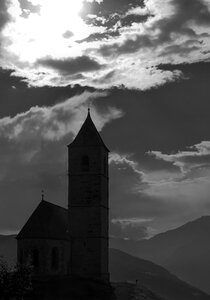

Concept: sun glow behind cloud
[[1, 0, 210, 89], [5, 0, 93, 62]]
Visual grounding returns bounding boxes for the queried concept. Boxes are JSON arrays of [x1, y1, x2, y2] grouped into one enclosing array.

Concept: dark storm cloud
[[98, 0, 210, 57], [121, 13, 149, 27], [0, 67, 95, 118], [108, 153, 155, 225], [154, 0, 210, 43], [37, 56, 105, 75], [78, 0, 149, 42], [77, 13, 150, 43], [161, 38, 206, 56], [99, 34, 153, 57], [0, 68, 26, 89], [81, 0, 144, 19], [84, 13, 149, 32], [159, 43, 200, 57], [76, 31, 120, 44]]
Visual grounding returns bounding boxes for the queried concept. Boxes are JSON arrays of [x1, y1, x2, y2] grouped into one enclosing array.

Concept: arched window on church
[[51, 247, 59, 270], [33, 249, 39, 268], [81, 155, 89, 172]]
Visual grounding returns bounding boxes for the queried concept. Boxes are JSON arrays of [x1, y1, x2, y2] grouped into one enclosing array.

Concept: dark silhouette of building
[[16, 200, 69, 276], [16, 111, 109, 282]]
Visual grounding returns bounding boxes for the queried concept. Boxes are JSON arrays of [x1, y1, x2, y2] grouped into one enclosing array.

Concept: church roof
[[68, 110, 109, 151], [16, 200, 68, 240]]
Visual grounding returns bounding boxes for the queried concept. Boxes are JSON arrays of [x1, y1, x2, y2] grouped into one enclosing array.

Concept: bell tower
[[68, 110, 109, 281]]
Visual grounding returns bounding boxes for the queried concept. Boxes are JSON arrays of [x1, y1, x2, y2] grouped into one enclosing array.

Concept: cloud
[[144, 173, 210, 227], [108, 141, 210, 237], [1, 0, 210, 89], [0, 0, 12, 32], [98, 0, 210, 58], [136, 140, 210, 232], [0, 90, 124, 189], [107, 152, 185, 237], [0, 91, 123, 233], [81, 0, 143, 20], [91, 63, 183, 90], [0, 90, 124, 186], [108, 153, 155, 227], [110, 217, 151, 240], [159, 42, 200, 57], [150, 0, 210, 41], [109, 152, 147, 184], [0, 0, 13, 56], [76, 30, 120, 44], [0, 91, 124, 142], [98, 34, 152, 57], [148, 141, 210, 174], [62, 30, 74, 39], [37, 56, 105, 75], [18, 0, 41, 17], [79, 0, 149, 42], [109, 153, 146, 199]]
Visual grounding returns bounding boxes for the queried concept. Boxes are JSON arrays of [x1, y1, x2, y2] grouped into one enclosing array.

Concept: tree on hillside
[[0, 256, 32, 300], [10, 263, 33, 300], [0, 256, 11, 300]]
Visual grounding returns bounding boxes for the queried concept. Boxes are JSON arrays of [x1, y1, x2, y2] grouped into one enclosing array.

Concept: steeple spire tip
[[41, 190, 45, 201]]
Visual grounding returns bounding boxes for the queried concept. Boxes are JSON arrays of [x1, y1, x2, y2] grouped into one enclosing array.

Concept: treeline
[[0, 256, 32, 300]]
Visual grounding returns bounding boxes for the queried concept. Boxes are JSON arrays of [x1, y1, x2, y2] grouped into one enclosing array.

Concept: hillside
[[0, 235, 209, 300], [110, 216, 210, 294], [113, 282, 164, 300], [110, 248, 210, 300]]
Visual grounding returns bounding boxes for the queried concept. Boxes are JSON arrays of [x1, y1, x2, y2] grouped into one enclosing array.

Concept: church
[[16, 110, 110, 282]]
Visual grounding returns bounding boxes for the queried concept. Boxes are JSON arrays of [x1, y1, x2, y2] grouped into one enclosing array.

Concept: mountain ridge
[[110, 248, 210, 300], [110, 215, 210, 294], [0, 234, 209, 299]]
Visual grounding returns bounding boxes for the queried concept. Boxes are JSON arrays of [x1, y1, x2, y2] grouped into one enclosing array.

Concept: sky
[[0, 0, 210, 239]]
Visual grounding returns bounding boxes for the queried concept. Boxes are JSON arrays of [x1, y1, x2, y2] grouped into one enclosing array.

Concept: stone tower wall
[[68, 145, 109, 281]]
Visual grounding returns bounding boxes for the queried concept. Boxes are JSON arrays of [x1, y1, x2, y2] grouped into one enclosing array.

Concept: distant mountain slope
[[0, 234, 16, 265], [110, 216, 210, 294], [113, 282, 165, 300], [110, 248, 210, 300], [1, 235, 209, 299]]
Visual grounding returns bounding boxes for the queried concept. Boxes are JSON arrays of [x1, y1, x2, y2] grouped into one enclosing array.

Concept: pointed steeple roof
[[68, 110, 109, 151]]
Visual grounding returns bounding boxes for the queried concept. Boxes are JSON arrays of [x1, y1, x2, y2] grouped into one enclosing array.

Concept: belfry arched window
[[32, 249, 39, 268], [51, 247, 59, 270], [81, 155, 89, 172]]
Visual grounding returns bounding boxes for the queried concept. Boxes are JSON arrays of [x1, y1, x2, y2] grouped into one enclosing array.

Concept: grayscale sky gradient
[[0, 0, 210, 239]]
